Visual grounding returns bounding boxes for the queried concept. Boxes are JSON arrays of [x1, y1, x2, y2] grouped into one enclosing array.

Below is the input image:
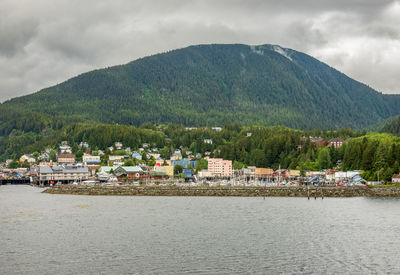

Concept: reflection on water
[[1, 185, 400, 274]]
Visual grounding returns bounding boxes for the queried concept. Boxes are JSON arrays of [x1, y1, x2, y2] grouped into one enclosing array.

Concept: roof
[[63, 167, 89, 173], [99, 166, 119, 173], [392, 174, 400, 179], [120, 166, 142, 173], [114, 166, 143, 174], [38, 165, 89, 174], [39, 165, 53, 174]]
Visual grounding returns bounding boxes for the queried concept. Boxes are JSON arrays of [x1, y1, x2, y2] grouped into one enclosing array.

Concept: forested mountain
[[2, 44, 400, 129], [382, 115, 400, 135]]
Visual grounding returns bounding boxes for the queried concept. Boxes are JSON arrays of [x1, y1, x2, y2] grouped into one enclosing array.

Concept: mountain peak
[[2, 43, 400, 129]]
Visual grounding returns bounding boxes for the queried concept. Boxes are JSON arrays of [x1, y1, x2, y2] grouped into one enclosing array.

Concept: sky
[[1, 0, 400, 101]]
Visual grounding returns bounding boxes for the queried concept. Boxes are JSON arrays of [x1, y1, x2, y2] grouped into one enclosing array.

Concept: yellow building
[[289, 170, 301, 177], [255, 168, 273, 177], [164, 165, 174, 177]]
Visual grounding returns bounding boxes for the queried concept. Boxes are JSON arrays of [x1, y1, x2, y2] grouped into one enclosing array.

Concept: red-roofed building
[[392, 174, 400, 183]]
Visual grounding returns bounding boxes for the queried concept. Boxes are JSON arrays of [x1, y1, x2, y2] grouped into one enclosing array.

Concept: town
[[1, 136, 399, 187]]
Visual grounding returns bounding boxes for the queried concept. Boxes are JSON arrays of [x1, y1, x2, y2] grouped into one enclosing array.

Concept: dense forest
[[1, 44, 399, 129], [382, 115, 400, 135]]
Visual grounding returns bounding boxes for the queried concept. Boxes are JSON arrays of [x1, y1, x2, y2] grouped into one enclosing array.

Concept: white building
[[204, 139, 213, 144], [335, 171, 361, 182], [392, 174, 400, 183], [115, 142, 123, 150], [59, 141, 72, 154], [82, 154, 101, 165]]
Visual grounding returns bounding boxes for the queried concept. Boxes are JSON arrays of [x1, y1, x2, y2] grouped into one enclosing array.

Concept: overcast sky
[[1, 0, 400, 101]]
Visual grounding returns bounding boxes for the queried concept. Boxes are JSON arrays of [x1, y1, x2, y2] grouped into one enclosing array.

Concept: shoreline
[[41, 185, 400, 197]]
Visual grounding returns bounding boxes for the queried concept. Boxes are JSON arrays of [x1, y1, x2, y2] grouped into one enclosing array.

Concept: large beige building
[[38, 165, 89, 183], [208, 158, 233, 177]]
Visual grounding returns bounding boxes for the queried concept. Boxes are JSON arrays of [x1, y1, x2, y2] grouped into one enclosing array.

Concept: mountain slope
[[382, 115, 400, 135], [2, 44, 400, 129]]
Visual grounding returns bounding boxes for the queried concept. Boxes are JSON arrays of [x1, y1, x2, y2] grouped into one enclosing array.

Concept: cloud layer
[[1, 0, 400, 101]]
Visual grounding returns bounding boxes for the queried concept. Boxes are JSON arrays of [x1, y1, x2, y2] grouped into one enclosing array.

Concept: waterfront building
[[173, 159, 197, 169], [392, 174, 400, 183], [208, 158, 232, 177], [183, 169, 193, 178], [288, 170, 301, 179], [255, 168, 274, 179], [38, 165, 89, 183], [334, 171, 362, 182], [114, 166, 144, 179], [197, 170, 214, 178], [164, 165, 174, 177], [149, 171, 169, 179]]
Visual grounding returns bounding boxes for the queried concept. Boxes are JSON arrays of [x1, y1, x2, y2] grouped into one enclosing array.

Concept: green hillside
[[382, 115, 400, 135], [2, 44, 399, 129]]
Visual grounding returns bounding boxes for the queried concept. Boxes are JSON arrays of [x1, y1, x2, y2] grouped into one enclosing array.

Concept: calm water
[[1, 185, 400, 274]]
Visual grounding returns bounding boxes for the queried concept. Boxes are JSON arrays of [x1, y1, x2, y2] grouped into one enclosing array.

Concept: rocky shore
[[42, 185, 400, 197]]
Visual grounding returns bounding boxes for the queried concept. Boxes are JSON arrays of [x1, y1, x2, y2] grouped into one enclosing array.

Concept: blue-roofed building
[[132, 152, 142, 160], [173, 158, 197, 169]]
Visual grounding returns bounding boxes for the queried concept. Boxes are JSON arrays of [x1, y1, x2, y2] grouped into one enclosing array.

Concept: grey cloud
[[1, 0, 400, 102], [0, 16, 39, 57]]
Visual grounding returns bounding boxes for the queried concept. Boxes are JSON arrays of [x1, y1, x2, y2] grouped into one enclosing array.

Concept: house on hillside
[[328, 138, 347, 148], [204, 139, 213, 144], [108, 155, 124, 165], [20, 154, 35, 164], [300, 136, 326, 147], [59, 141, 72, 154], [82, 154, 101, 165], [171, 150, 182, 161], [115, 142, 123, 150], [132, 152, 142, 160], [57, 153, 75, 164], [79, 142, 89, 148]]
